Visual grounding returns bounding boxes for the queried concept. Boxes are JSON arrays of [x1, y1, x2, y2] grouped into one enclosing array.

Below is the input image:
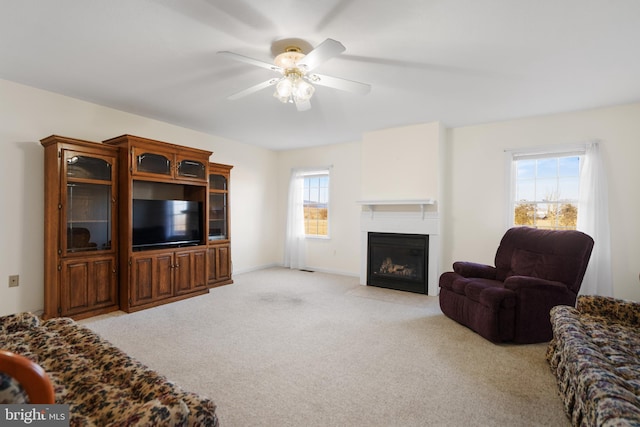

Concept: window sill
[[305, 235, 330, 240]]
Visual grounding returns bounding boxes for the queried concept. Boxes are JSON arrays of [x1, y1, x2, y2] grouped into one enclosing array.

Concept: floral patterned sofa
[[0, 312, 218, 426], [547, 295, 640, 426]]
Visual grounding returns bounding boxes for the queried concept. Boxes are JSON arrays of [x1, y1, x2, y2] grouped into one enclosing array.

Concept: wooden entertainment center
[[41, 134, 233, 320]]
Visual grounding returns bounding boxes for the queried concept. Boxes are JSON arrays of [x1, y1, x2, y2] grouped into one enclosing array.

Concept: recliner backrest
[[494, 227, 594, 293]]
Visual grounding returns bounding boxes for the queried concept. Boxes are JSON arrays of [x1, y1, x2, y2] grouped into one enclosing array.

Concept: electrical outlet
[[8, 275, 19, 287]]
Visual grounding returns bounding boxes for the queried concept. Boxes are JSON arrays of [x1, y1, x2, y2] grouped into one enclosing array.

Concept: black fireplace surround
[[367, 232, 428, 294]]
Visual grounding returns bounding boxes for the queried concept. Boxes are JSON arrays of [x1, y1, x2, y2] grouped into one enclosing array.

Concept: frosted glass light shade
[[294, 79, 315, 101]]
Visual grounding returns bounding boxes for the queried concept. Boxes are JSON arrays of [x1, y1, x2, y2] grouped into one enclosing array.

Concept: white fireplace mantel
[[356, 199, 435, 207], [356, 199, 436, 219]]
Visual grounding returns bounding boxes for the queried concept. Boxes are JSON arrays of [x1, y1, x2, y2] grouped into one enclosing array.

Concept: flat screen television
[[132, 199, 203, 249]]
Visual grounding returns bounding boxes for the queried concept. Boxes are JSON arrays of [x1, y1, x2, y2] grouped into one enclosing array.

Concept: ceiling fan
[[218, 38, 371, 111]]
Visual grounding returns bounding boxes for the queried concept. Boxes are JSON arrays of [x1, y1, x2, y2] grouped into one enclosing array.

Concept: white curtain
[[577, 142, 613, 296], [284, 169, 306, 270]]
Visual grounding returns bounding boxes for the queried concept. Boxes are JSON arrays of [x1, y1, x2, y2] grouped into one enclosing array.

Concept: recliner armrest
[[503, 276, 569, 293], [453, 262, 497, 279]]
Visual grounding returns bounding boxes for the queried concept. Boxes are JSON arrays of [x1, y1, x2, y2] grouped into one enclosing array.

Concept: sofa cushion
[[547, 299, 640, 426], [578, 295, 640, 327]]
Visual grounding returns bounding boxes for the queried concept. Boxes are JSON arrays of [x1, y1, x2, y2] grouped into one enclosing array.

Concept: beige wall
[[443, 102, 640, 300], [361, 122, 441, 201], [276, 142, 362, 276], [0, 78, 279, 316]]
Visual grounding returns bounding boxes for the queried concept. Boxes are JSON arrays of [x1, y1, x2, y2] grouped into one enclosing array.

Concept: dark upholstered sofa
[[0, 312, 218, 426], [439, 227, 594, 343], [547, 295, 640, 425]]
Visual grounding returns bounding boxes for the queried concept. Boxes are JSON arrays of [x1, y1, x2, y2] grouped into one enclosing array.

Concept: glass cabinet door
[[64, 153, 114, 253], [209, 174, 227, 191], [135, 152, 172, 175], [178, 159, 206, 179], [67, 155, 111, 180], [208, 173, 228, 241], [209, 193, 227, 240]]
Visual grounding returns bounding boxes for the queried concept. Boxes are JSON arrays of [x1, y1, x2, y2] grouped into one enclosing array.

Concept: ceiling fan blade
[[227, 78, 280, 100], [296, 38, 345, 72], [218, 51, 282, 72], [295, 98, 312, 112], [308, 73, 371, 95]]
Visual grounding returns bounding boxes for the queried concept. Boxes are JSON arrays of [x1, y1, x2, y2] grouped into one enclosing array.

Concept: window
[[510, 151, 582, 230], [303, 172, 329, 237], [507, 142, 612, 295]]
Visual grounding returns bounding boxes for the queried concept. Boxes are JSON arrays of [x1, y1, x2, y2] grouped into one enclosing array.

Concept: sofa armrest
[[577, 295, 640, 327], [453, 262, 497, 279]]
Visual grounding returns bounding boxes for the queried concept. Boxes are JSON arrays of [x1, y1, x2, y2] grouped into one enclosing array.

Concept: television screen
[[132, 199, 202, 249]]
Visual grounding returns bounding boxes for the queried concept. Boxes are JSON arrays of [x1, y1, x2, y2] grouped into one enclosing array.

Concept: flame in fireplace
[[379, 257, 416, 277]]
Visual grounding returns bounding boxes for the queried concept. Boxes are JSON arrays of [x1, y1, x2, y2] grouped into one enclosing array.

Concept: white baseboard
[[233, 263, 280, 275]]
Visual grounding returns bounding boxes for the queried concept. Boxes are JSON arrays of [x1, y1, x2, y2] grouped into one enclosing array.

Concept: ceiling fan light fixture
[[293, 79, 315, 101], [274, 77, 294, 102], [274, 46, 305, 69], [220, 38, 370, 111], [273, 69, 315, 105]]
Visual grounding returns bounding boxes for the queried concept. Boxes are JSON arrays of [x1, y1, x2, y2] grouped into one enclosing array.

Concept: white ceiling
[[1, 0, 639, 150]]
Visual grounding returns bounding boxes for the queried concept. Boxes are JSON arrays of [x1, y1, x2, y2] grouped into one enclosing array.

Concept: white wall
[[0, 78, 279, 316], [276, 142, 362, 276], [443, 102, 640, 300]]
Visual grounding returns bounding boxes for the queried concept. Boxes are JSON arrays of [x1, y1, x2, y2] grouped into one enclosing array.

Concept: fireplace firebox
[[367, 232, 428, 294]]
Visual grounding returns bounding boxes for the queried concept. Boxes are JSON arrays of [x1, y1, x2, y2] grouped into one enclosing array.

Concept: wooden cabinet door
[[92, 257, 118, 307], [60, 255, 117, 317], [192, 249, 207, 289], [131, 252, 173, 306], [131, 255, 154, 305], [217, 245, 231, 281], [207, 247, 218, 283], [207, 244, 231, 286], [173, 251, 193, 295], [154, 253, 174, 299], [174, 249, 207, 294]]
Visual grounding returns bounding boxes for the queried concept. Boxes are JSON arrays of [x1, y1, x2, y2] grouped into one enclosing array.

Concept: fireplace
[[358, 201, 439, 295], [367, 232, 428, 294]]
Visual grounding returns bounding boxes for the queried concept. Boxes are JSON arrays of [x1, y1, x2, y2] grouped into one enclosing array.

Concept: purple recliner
[[439, 227, 594, 344]]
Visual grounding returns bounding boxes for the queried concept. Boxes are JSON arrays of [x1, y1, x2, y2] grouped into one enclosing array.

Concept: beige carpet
[[80, 267, 569, 427]]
